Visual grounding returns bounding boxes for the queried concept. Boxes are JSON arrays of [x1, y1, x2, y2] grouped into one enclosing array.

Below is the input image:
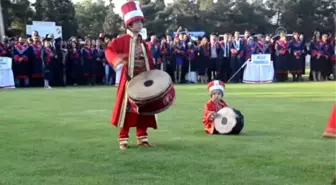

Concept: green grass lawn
[[0, 82, 335, 185]]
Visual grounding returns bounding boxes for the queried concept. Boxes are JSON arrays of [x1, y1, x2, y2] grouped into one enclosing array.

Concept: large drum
[[127, 69, 175, 115], [214, 107, 244, 135]]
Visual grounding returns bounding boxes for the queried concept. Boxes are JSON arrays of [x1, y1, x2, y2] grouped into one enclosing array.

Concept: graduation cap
[[45, 33, 54, 39], [43, 37, 52, 42]]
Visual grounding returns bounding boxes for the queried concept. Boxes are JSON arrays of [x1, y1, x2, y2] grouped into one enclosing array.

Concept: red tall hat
[[207, 80, 225, 93], [121, 0, 144, 27], [322, 104, 336, 139]]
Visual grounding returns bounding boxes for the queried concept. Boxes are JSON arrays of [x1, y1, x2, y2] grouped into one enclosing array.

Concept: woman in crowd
[[172, 37, 185, 83], [274, 31, 290, 82], [68, 40, 82, 85], [198, 37, 210, 83], [81, 38, 94, 85], [41, 37, 56, 89], [289, 32, 305, 81], [93, 38, 106, 84], [245, 36, 256, 61], [310, 30, 322, 81]]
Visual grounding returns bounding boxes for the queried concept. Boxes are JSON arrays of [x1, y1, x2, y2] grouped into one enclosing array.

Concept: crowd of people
[[0, 28, 335, 88]]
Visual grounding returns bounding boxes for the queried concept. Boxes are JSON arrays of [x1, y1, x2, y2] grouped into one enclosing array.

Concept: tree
[[33, 0, 77, 39], [2, 0, 34, 33], [75, 0, 108, 38], [103, 2, 123, 34]]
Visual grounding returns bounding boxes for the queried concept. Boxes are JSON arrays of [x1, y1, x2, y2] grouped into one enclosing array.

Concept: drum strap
[[141, 44, 150, 71]]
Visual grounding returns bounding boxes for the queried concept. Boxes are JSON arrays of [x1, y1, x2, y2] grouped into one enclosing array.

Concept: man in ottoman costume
[[105, 0, 157, 150]]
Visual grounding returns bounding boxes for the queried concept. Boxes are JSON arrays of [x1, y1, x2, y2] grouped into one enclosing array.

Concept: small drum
[[127, 69, 175, 115], [214, 107, 244, 135]]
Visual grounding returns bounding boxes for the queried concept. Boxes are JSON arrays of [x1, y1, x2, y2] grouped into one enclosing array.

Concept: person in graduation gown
[[105, 0, 157, 150], [274, 32, 290, 82], [68, 40, 82, 85], [310, 33, 332, 81], [92, 39, 106, 84], [81, 38, 94, 85], [41, 37, 56, 89], [202, 80, 228, 134], [289, 32, 305, 81], [245, 36, 257, 61], [256, 35, 271, 54], [219, 33, 231, 82], [12, 36, 32, 87], [230, 31, 245, 83], [146, 34, 162, 70], [31, 33, 44, 86], [198, 37, 210, 83], [320, 34, 332, 80]]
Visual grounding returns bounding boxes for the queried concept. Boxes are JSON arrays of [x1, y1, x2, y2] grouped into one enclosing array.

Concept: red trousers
[[118, 112, 155, 144], [119, 126, 148, 139]]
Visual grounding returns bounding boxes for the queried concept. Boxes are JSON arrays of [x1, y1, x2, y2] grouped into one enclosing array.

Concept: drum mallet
[[227, 59, 250, 83]]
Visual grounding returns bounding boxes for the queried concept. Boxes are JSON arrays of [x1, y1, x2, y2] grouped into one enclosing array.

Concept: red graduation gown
[[105, 33, 157, 129], [202, 99, 228, 134]]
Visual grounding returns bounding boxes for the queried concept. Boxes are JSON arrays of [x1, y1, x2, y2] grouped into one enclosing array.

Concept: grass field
[[0, 82, 335, 185]]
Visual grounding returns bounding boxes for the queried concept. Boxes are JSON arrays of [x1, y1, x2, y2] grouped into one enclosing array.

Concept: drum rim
[[128, 70, 173, 101], [139, 94, 176, 115], [132, 83, 175, 103]]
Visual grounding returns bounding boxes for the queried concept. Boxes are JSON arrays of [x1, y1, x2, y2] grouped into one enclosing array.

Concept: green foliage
[[75, 0, 108, 38], [103, 3, 123, 35], [1, 0, 334, 38]]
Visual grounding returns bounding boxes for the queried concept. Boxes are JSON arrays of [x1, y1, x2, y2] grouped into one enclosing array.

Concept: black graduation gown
[[274, 40, 289, 74], [92, 48, 105, 80], [12, 44, 33, 79], [289, 40, 304, 74], [41, 47, 56, 81], [31, 44, 44, 79], [68, 49, 82, 84], [81, 47, 93, 78]]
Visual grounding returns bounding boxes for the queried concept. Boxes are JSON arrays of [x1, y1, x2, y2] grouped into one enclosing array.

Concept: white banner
[[26, 25, 62, 38], [243, 54, 274, 83], [0, 57, 12, 70], [0, 57, 15, 88]]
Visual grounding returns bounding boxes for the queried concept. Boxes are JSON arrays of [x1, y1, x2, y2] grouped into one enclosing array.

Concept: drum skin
[[214, 107, 244, 135], [127, 70, 176, 115]]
